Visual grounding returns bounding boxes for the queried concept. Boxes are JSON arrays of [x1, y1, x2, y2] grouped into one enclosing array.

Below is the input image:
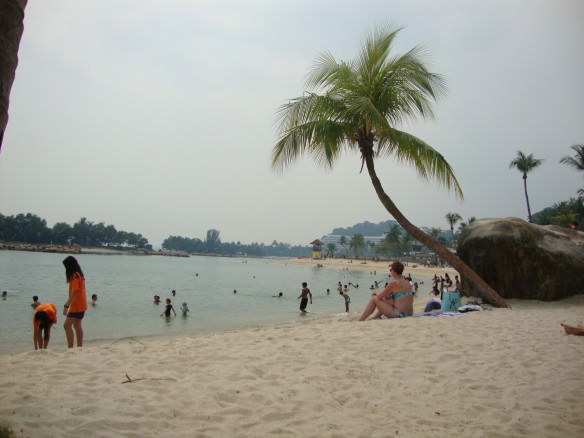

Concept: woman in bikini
[[358, 261, 414, 321]]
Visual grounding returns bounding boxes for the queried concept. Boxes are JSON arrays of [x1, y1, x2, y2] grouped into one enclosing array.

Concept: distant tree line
[[331, 220, 399, 236], [162, 231, 309, 258], [532, 198, 583, 228], [0, 213, 149, 248]]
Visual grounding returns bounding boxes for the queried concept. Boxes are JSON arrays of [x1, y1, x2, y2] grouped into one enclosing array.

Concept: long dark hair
[[62, 256, 84, 283]]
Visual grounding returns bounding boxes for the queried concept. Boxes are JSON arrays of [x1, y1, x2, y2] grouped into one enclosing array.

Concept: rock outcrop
[[457, 218, 584, 301]]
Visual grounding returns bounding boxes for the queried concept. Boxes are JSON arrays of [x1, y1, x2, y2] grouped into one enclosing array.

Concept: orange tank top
[[68, 272, 87, 313]]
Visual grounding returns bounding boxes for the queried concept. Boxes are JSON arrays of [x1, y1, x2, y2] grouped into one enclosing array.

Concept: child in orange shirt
[[33, 302, 57, 349]]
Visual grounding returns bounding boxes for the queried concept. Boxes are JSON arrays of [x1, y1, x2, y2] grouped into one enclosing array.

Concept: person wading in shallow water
[[297, 282, 312, 313]]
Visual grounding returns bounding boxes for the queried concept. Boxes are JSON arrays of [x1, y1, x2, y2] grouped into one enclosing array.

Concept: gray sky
[[1, 0, 583, 247]]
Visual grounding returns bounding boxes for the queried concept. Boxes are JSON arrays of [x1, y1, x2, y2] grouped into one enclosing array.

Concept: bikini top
[[389, 291, 415, 300], [389, 282, 415, 300]]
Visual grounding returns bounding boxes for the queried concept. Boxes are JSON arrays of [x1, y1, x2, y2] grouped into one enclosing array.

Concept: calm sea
[[0, 250, 395, 354]]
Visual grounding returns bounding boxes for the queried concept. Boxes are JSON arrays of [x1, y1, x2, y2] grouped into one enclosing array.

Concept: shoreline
[[0, 241, 188, 257], [1, 295, 583, 437], [272, 256, 459, 278]]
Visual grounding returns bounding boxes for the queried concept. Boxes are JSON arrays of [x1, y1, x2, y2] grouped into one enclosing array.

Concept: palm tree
[[559, 144, 584, 198], [349, 233, 366, 257], [458, 216, 476, 233], [429, 227, 442, 239], [272, 25, 508, 307], [0, 0, 28, 151], [384, 224, 402, 244], [445, 212, 462, 243], [509, 151, 544, 222], [326, 243, 337, 258], [338, 235, 348, 256]]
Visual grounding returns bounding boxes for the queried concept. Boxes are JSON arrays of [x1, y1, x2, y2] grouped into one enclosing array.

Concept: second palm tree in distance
[[509, 151, 544, 222]]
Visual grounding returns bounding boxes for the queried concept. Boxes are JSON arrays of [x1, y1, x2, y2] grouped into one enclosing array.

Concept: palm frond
[[272, 94, 356, 170], [376, 128, 464, 199], [559, 144, 584, 171]]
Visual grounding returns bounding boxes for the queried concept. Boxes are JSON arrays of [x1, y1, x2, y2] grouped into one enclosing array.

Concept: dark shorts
[[67, 311, 85, 320], [300, 298, 308, 310]]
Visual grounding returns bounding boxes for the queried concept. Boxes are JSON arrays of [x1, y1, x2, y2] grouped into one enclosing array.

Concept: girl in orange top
[[62, 256, 87, 348], [33, 302, 57, 349]]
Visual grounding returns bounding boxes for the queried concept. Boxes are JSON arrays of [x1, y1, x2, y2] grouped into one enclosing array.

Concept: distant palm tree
[[338, 235, 348, 256], [445, 212, 462, 243], [350, 233, 366, 257], [367, 240, 376, 256], [400, 233, 413, 257], [429, 227, 442, 239], [326, 243, 337, 258], [559, 144, 584, 198], [272, 25, 507, 307], [458, 216, 476, 233], [384, 224, 402, 244], [509, 151, 544, 222]]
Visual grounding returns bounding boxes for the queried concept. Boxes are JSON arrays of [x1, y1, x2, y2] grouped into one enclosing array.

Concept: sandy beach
[[272, 257, 459, 278], [1, 294, 583, 438]]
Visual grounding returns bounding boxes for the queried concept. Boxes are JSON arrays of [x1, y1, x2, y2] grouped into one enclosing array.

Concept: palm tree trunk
[[363, 153, 509, 308], [523, 175, 532, 222], [0, 0, 27, 151]]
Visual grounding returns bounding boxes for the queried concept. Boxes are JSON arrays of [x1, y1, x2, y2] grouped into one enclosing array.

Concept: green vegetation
[[532, 198, 583, 228], [161, 234, 309, 257], [271, 24, 508, 307], [0, 213, 149, 248], [0, 425, 13, 438]]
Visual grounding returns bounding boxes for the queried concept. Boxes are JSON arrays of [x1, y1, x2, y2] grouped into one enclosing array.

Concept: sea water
[[0, 250, 393, 354]]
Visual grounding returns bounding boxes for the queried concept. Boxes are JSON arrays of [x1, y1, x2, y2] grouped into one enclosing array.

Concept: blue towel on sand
[[412, 312, 466, 318]]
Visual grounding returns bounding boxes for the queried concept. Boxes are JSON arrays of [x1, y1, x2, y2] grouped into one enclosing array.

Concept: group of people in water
[[153, 291, 189, 317], [15, 257, 583, 351]]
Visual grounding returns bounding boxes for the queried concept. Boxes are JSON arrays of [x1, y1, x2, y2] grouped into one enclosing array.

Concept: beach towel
[[440, 292, 461, 312], [413, 312, 466, 318]]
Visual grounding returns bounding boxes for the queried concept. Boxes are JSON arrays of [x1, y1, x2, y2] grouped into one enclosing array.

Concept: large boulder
[[457, 217, 584, 301]]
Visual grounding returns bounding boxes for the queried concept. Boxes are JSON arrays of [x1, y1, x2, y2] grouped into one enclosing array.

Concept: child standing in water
[[181, 302, 189, 316], [161, 298, 176, 317], [297, 282, 312, 313]]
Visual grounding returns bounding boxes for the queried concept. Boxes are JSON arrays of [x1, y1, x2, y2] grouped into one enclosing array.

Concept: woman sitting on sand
[[358, 261, 414, 321]]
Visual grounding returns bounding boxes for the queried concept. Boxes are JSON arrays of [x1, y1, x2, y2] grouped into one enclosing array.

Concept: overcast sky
[[1, 0, 583, 247]]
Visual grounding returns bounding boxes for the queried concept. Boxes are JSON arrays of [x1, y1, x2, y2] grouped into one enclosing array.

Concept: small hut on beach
[[310, 239, 324, 259]]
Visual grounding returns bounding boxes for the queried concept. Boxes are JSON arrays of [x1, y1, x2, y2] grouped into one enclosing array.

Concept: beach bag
[[440, 292, 461, 312]]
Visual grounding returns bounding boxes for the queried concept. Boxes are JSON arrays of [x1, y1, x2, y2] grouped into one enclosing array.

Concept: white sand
[[1, 296, 583, 438]]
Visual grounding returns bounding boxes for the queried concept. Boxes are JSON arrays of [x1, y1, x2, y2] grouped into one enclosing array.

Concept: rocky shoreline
[[0, 241, 190, 257]]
